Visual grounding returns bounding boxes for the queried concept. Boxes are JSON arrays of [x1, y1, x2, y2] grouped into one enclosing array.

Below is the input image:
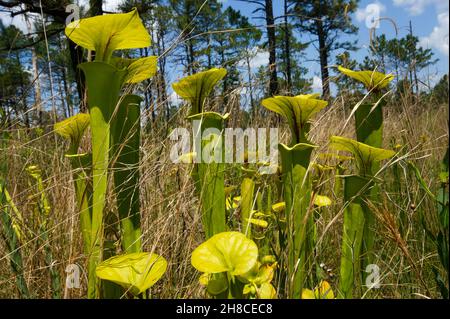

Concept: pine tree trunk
[[67, 41, 86, 112], [156, 31, 169, 122], [25, 14, 42, 124], [89, 0, 103, 16], [59, 34, 73, 117], [317, 19, 330, 99], [284, 0, 292, 94], [31, 40, 42, 124], [265, 0, 278, 96], [188, 41, 195, 73]]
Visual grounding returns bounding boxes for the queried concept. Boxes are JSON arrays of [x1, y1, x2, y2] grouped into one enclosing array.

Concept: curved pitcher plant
[[55, 114, 92, 254], [330, 136, 395, 298], [191, 231, 276, 299], [62, 8, 158, 298], [96, 252, 167, 298], [173, 68, 228, 239], [337, 66, 395, 271], [262, 94, 327, 298]]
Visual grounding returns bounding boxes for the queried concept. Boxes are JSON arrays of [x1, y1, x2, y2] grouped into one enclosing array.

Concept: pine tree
[[238, 0, 279, 95], [292, 0, 359, 99]]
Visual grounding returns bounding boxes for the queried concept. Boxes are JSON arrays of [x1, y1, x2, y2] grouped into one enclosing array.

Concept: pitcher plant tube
[[172, 68, 228, 239], [337, 66, 394, 269], [65, 8, 157, 298], [329, 136, 395, 298], [262, 94, 327, 298], [54, 114, 92, 254]]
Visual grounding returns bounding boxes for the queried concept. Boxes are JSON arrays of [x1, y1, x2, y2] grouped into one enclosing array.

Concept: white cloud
[[169, 91, 181, 105], [356, 1, 386, 29], [237, 48, 269, 70], [393, 0, 448, 16], [103, 0, 122, 12], [312, 76, 323, 92], [0, 11, 34, 33], [0, 0, 122, 33], [249, 51, 269, 69], [78, 0, 122, 12], [419, 12, 449, 56]]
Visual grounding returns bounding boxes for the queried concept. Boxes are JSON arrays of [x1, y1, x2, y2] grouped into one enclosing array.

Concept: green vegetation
[[0, 2, 448, 300]]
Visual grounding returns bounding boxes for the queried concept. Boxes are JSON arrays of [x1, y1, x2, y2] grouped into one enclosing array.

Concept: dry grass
[[0, 90, 448, 298]]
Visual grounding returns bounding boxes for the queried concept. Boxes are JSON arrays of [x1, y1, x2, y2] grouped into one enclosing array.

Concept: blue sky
[[1, 0, 448, 92], [225, 0, 449, 90]]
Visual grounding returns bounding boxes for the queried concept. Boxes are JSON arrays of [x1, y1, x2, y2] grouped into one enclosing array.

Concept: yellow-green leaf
[[54, 113, 90, 151], [315, 280, 335, 299], [186, 111, 230, 122], [191, 231, 258, 276], [0, 186, 25, 242], [245, 218, 268, 228], [238, 262, 259, 284], [207, 276, 228, 295], [243, 283, 256, 295], [199, 273, 210, 286], [313, 194, 332, 207], [337, 66, 394, 91], [261, 255, 277, 265], [239, 261, 276, 286], [301, 288, 316, 299], [297, 93, 321, 99], [279, 142, 318, 153], [65, 9, 150, 62], [226, 196, 241, 210], [257, 282, 277, 299], [95, 252, 167, 296], [317, 152, 353, 162], [302, 281, 335, 299], [261, 95, 327, 143], [172, 68, 227, 114], [330, 136, 395, 174], [271, 202, 286, 213], [111, 56, 157, 83]]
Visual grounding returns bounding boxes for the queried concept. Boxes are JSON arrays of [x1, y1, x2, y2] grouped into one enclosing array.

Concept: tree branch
[[0, 1, 67, 22], [0, 28, 63, 51]]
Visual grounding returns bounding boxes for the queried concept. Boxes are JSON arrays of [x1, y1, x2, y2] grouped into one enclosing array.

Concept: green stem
[[69, 154, 92, 255], [339, 175, 372, 299], [355, 101, 383, 273], [189, 112, 228, 239], [240, 177, 255, 238], [79, 62, 126, 298], [279, 143, 316, 298]]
